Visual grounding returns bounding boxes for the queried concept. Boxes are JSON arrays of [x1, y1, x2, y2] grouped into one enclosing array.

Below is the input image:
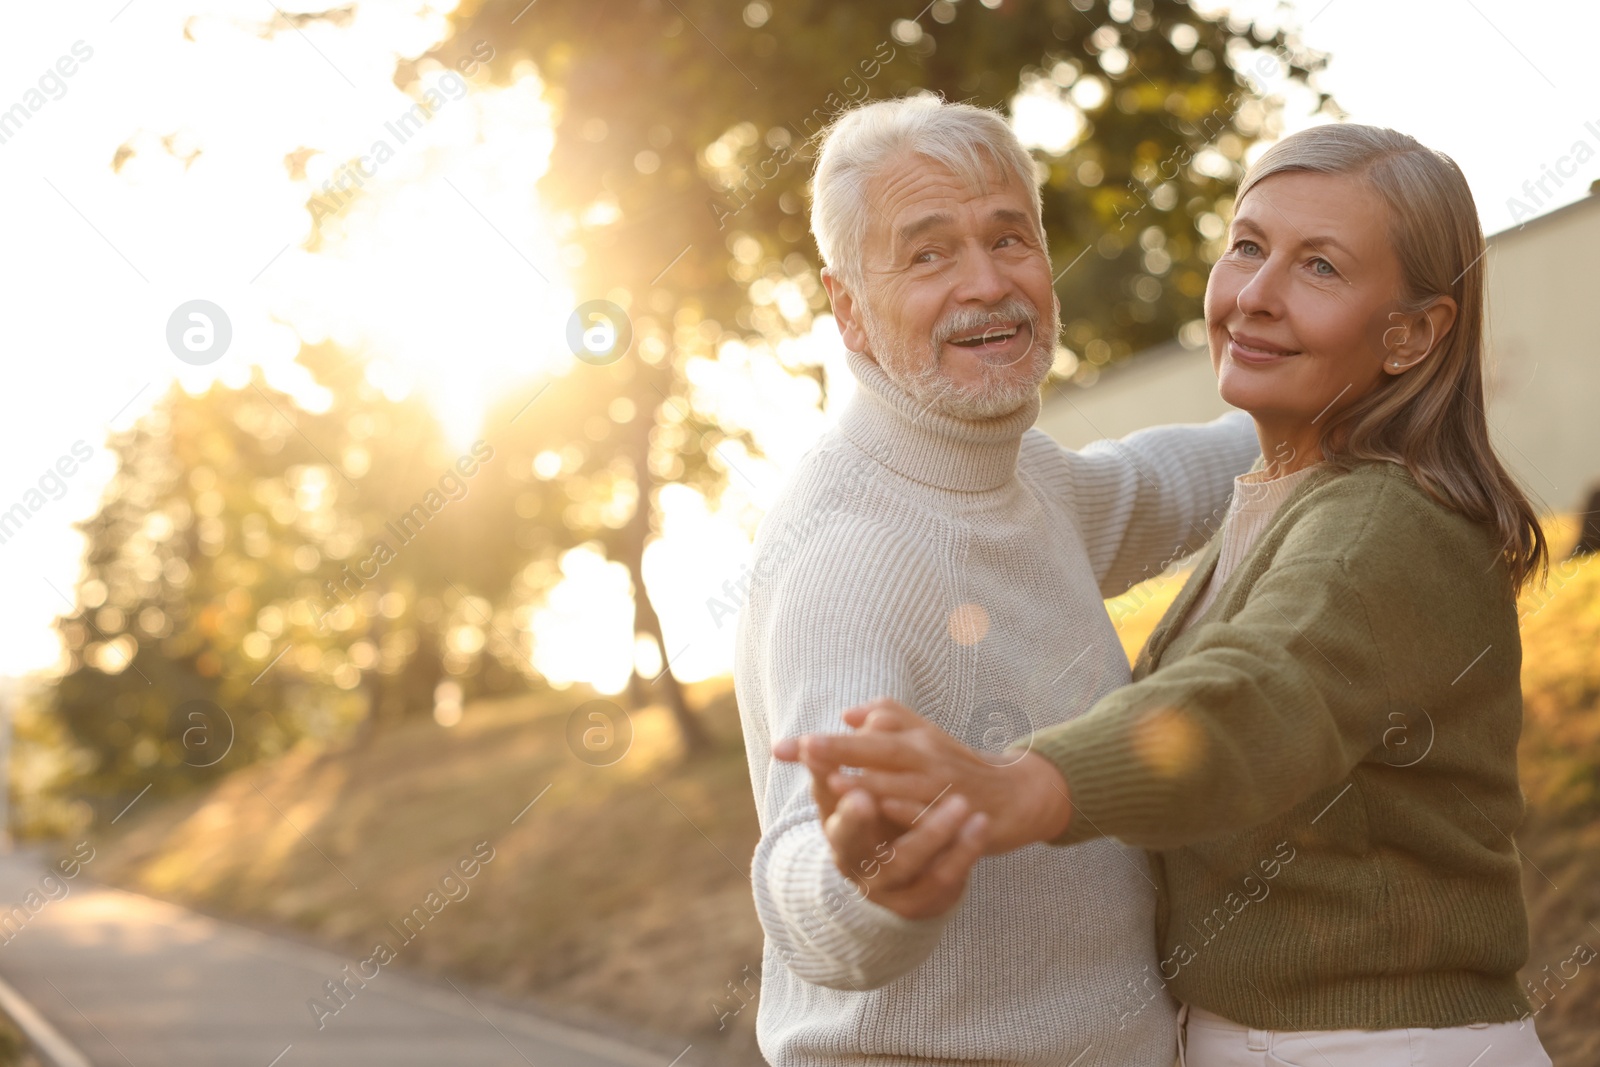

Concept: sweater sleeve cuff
[[767, 823, 951, 986], [1027, 712, 1175, 849]]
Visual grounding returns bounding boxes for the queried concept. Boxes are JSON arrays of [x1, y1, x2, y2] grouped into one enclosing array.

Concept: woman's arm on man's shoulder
[[1027, 411, 1259, 598]]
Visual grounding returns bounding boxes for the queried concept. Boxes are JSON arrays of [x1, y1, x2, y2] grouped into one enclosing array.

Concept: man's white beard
[[861, 297, 1058, 421]]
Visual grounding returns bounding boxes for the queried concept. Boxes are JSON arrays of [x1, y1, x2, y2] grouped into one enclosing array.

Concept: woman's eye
[[1310, 257, 1337, 276], [1232, 238, 1261, 256]]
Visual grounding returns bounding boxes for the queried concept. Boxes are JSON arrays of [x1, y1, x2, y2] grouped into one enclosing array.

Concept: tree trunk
[[615, 445, 713, 757], [353, 612, 388, 749], [405, 621, 445, 719], [1570, 483, 1600, 558], [626, 555, 712, 755]]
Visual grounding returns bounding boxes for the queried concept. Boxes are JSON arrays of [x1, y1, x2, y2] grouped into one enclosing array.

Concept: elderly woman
[[781, 124, 1554, 1065]]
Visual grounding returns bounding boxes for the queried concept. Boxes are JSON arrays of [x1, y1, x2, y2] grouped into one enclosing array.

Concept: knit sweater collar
[[837, 349, 1039, 492], [1227, 461, 1322, 517], [1136, 460, 1345, 678]]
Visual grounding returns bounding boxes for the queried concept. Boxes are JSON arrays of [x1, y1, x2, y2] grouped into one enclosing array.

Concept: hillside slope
[[89, 682, 769, 1064]]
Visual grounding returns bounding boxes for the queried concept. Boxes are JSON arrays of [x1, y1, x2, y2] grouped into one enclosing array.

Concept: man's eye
[[913, 249, 938, 264]]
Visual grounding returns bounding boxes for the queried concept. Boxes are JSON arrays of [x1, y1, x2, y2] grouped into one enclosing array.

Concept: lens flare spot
[[947, 602, 990, 646], [1130, 706, 1204, 779]]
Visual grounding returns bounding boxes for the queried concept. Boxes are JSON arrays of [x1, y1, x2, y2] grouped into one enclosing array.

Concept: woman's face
[[1204, 170, 1414, 462]]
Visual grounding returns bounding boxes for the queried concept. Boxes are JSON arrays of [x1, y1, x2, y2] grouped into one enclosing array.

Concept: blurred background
[[0, 0, 1596, 1064]]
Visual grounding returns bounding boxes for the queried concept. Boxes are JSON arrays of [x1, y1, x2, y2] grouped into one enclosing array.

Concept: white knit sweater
[[733, 350, 1259, 1066]]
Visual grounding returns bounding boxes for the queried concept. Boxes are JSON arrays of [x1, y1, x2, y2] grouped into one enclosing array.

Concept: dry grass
[[1513, 550, 1600, 1065]]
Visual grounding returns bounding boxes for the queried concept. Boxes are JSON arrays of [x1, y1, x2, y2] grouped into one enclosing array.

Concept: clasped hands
[[772, 699, 1074, 920]]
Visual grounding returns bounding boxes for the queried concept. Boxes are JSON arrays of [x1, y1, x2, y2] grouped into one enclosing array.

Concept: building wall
[[1480, 193, 1600, 513], [1036, 192, 1600, 512], [1035, 339, 1227, 451]]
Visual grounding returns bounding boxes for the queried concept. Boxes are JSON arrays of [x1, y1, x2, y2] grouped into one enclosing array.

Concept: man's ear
[[822, 269, 870, 354]]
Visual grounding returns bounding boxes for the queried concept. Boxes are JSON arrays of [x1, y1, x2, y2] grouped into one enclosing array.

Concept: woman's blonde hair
[[1237, 123, 1548, 588]]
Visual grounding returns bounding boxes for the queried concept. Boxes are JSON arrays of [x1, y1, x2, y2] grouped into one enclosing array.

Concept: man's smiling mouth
[[947, 323, 1021, 348]]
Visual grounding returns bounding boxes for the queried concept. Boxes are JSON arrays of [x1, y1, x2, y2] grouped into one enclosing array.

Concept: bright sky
[[0, 0, 1595, 689], [1199, 0, 1600, 231]]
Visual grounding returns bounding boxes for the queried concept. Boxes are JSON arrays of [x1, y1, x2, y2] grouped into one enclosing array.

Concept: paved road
[[0, 844, 684, 1067]]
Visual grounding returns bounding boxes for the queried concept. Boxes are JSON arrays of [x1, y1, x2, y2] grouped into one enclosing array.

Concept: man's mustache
[[930, 298, 1041, 349], [928, 299, 1045, 372]]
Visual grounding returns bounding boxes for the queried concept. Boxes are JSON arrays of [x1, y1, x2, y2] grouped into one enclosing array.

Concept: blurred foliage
[[44, 0, 1333, 810], [47, 345, 535, 811], [437, 0, 1328, 367], [422, 0, 1329, 738]]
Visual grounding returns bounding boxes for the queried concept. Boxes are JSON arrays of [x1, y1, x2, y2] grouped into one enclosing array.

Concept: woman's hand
[[775, 699, 1076, 855]]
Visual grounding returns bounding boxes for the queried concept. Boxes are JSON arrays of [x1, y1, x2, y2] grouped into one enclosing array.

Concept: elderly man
[[733, 95, 1257, 1066]]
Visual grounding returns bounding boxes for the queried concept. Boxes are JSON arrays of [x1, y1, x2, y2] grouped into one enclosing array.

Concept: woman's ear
[[1382, 297, 1458, 375]]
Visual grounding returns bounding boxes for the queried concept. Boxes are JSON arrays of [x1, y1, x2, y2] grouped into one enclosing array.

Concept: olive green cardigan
[[1030, 459, 1533, 1029]]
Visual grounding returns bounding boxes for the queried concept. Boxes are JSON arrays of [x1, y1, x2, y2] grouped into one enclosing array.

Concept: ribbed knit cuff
[[1027, 712, 1172, 849], [767, 824, 952, 987]]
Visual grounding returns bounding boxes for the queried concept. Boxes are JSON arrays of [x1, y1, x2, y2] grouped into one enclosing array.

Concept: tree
[[52, 369, 355, 803], [48, 343, 542, 805], [421, 0, 1329, 745]]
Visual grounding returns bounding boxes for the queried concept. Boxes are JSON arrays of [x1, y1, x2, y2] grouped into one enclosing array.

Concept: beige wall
[[1480, 193, 1600, 512], [1036, 192, 1600, 512], [1036, 339, 1227, 451]]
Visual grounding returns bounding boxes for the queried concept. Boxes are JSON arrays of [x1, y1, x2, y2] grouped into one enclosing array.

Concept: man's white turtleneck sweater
[[734, 350, 1258, 1066]]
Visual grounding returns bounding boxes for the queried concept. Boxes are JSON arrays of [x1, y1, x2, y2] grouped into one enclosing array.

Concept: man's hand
[[773, 734, 989, 921], [823, 787, 988, 920], [784, 699, 1076, 855]]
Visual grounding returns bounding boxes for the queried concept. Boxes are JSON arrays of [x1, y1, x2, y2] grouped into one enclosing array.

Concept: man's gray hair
[[808, 94, 1043, 293]]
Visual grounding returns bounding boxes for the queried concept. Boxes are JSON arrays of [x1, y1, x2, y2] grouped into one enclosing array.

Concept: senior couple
[[732, 95, 1554, 1066]]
